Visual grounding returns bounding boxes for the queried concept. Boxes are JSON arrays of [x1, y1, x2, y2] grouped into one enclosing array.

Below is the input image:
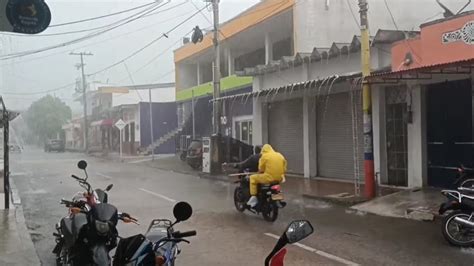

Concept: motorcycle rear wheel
[[262, 201, 278, 222], [234, 187, 246, 212], [442, 211, 474, 247]]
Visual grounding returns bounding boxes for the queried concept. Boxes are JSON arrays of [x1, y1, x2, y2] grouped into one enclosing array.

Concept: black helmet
[[254, 145, 263, 154]]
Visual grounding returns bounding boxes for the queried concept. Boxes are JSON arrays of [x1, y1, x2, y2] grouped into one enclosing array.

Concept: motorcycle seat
[[259, 182, 280, 190], [145, 230, 167, 243]]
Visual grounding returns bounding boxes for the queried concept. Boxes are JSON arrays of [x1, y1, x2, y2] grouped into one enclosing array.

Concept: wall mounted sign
[[5, 0, 51, 34], [442, 20, 474, 45]]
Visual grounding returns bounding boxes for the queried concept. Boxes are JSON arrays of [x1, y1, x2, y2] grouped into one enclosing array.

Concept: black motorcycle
[[53, 160, 138, 266], [113, 202, 195, 266], [439, 187, 474, 247], [233, 171, 286, 222], [453, 165, 474, 188]]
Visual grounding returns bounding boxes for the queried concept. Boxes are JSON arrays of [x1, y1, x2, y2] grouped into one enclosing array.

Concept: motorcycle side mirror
[[264, 220, 314, 266], [284, 220, 314, 244], [77, 160, 88, 170], [173, 201, 193, 223], [105, 184, 113, 192]]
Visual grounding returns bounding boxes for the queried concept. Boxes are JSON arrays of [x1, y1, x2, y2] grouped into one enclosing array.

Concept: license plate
[[272, 193, 284, 200]]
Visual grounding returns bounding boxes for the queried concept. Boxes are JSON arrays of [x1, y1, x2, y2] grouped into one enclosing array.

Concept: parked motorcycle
[[265, 220, 314, 266], [233, 171, 286, 222], [53, 160, 138, 266], [439, 187, 474, 247], [453, 165, 474, 188], [113, 201, 195, 266]]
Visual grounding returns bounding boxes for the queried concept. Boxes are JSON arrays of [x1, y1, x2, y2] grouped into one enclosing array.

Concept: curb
[[9, 177, 42, 265], [302, 193, 367, 207]]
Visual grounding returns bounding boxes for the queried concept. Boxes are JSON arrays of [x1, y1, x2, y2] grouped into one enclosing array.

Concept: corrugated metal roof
[[369, 57, 474, 78], [236, 30, 410, 77]]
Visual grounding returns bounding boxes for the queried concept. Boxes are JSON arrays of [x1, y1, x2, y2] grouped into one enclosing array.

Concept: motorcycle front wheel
[[234, 187, 246, 212], [442, 211, 474, 247], [262, 201, 278, 222]]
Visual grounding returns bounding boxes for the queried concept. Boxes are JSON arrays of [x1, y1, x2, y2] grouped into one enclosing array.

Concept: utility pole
[[70, 52, 93, 153], [358, 0, 375, 199], [212, 0, 221, 135], [148, 88, 155, 160]]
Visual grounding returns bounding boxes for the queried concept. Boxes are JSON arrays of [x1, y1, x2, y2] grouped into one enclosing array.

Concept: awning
[[368, 57, 474, 83], [211, 73, 358, 103], [90, 119, 114, 127]]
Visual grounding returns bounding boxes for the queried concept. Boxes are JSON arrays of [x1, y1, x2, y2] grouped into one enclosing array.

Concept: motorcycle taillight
[[271, 185, 281, 192]]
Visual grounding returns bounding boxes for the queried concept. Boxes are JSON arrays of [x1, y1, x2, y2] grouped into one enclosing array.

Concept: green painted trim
[[176, 75, 252, 101]]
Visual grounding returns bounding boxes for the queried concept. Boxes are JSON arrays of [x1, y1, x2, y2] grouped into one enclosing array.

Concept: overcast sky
[[0, 0, 260, 112]]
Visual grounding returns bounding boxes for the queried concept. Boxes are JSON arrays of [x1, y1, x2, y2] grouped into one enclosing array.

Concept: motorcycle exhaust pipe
[[454, 217, 474, 227]]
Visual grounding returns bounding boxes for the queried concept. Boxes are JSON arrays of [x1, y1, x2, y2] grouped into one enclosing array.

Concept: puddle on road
[[460, 248, 474, 255], [345, 209, 367, 216], [292, 198, 332, 210]]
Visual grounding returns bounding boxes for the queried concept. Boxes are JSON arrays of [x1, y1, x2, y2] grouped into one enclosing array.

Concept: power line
[[0, 9, 193, 66], [1, 1, 189, 37], [0, 2, 167, 60], [1, 82, 76, 95], [383, 0, 421, 61], [89, 5, 207, 77], [48, 1, 158, 28]]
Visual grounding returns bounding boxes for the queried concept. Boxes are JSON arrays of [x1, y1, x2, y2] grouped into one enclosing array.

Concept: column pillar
[[407, 84, 427, 188], [265, 33, 273, 65], [372, 85, 388, 185], [227, 49, 234, 76], [252, 77, 267, 145], [196, 62, 201, 85]]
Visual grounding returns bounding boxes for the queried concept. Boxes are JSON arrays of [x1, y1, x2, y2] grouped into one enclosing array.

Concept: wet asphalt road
[[10, 148, 474, 265]]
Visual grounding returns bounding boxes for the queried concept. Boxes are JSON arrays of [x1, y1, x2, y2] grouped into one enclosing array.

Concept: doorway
[[427, 79, 473, 188], [385, 87, 408, 186]]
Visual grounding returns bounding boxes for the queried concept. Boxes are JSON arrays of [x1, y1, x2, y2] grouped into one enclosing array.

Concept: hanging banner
[[1, 0, 51, 34]]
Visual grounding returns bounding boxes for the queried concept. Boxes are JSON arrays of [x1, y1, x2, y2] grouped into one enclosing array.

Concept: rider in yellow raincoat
[[247, 144, 287, 207]]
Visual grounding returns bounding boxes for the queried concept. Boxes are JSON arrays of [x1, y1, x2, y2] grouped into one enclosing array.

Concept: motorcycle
[[113, 201, 195, 266], [453, 165, 474, 188], [265, 220, 314, 266], [439, 186, 474, 247], [233, 171, 286, 222], [53, 160, 138, 266]]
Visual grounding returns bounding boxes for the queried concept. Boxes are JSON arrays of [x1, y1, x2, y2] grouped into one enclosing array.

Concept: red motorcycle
[[265, 220, 314, 266]]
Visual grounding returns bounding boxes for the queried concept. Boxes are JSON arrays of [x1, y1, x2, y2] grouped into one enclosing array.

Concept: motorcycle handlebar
[[71, 174, 81, 180], [172, 230, 196, 238]]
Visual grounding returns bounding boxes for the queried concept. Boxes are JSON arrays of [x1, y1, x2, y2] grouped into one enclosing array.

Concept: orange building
[[370, 11, 474, 188]]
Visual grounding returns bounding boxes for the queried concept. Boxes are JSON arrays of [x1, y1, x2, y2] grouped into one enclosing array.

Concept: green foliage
[[24, 95, 72, 143]]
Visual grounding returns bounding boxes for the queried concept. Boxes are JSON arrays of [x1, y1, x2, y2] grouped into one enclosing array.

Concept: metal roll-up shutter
[[317, 92, 363, 180], [268, 98, 304, 174]]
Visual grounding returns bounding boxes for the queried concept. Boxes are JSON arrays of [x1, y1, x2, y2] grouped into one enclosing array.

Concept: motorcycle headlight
[[95, 220, 110, 235]]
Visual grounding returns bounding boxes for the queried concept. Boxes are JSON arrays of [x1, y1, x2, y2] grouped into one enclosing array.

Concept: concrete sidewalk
[[0, 179, 41, 265], [352, 188, 444, 221]]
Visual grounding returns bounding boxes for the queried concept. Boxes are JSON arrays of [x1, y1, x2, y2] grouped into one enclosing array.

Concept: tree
[[24, 95, 72, 144]]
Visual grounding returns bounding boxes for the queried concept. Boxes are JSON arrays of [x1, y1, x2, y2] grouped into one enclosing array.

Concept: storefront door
[[427, 79, 473, 188]]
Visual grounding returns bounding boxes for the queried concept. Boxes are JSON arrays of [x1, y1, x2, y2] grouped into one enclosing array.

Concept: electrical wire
[[1, 1, 188, 37], [383, 0, 421, 61], [345, 0, 360, 29], [1, 82, 76, 95], [0, 9, 193, 67], [48, 1, 158, 28], [88, 5, 207, 77], [117, 29, 194, 82], [0, 2, 167, 60]]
